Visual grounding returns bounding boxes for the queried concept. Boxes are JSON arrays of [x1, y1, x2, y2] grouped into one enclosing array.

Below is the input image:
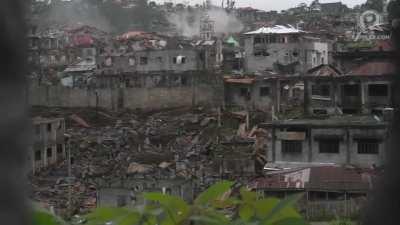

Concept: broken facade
[[243, 25, 329, 74], [262, 116, 388, 168], [30, 117, 66, 174]]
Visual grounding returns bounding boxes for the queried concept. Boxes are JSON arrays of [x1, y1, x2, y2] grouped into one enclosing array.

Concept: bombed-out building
[[304, 61, 395, 115], [243, 25, 329, 74], [261, 115, 388, 168], [29, 117, 66, 174]]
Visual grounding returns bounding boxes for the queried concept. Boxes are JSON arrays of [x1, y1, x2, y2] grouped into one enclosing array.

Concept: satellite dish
[[359, 10, 382, 32]]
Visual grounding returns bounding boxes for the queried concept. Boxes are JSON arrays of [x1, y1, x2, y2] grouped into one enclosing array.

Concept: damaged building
[[30, 117, 66, 174], [304, 61, 395, 115], [243, 25, 329, 74], [261, 115, 388, 168]]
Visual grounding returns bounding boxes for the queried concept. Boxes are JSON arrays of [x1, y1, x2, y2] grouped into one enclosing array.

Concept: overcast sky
[[155, 0, 367, 11]]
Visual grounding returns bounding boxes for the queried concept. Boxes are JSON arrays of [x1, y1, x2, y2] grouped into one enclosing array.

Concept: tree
[[33, 181, 309, 225], [362, 0, 385, 12]]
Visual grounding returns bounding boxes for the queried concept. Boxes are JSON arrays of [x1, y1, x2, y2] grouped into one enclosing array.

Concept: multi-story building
[[243, 25, 329, 74], [29, 117, 66, 174]]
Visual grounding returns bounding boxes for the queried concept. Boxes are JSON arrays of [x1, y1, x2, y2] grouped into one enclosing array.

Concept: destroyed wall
[[28, 83, 220, 110], [244, 35, 329, 74], [305, 78, 393, 115], [224, 80, 276, 112]]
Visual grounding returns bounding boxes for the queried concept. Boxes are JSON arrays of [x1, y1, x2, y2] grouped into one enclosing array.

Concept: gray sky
[[155, 0, 367, 11]]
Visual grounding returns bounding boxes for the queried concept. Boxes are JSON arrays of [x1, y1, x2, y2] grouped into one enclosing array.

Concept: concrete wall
[[270, 127, 387, 167], [244, 35, 329, 73], [306, 79, 392, 115], [29, 83, 220, 110]]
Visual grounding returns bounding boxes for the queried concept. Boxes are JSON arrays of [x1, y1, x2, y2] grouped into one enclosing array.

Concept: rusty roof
[[224, 77, 255, 84], [307, 64, 342, 77], [249, 166, 377, 192], [347, 61, 397, 76]]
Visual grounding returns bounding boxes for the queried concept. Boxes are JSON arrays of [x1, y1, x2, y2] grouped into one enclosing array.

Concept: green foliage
[[33, 209, 66, 225], [330, 219, 356, 225], [34, 181, 308, 225]]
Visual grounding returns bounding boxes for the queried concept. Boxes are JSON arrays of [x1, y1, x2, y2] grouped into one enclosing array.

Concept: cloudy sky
[[155, 0, 367, 11]]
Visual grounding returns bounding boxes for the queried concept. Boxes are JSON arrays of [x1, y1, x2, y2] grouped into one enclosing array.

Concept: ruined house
[[304, 61, 395, 115], [243, 25, 329, 74], [29, 117, 66, 174], [261, 115, 388, 168], [223, 75, 303, 112], [249, 165, 377, 219]]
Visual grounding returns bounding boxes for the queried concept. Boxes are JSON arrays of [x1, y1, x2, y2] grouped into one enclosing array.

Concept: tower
[[200, 14, 215, 40]]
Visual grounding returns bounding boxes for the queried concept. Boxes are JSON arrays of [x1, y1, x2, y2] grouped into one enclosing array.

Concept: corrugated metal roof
[[245, 25, 304, 35], [307, 64, 342, 77], [347, 61, 396, 76], [250, 166, 376, 191]]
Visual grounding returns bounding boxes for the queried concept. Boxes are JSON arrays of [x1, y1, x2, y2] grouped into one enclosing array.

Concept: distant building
[[243, 25, 329, 74], [304, 61, 395, 115], [30, 117, 66, 174], [261, 115, 388, 168]]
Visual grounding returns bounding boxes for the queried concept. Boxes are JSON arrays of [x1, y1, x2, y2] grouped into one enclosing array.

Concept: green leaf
[[194, 181, 234, 206], [118, 212, 141, 225], [85, 207, 132, 225], [239, 203, 255, 221], [144, 193, 190, 224], [33, 210, 65, 225], [240, 188, 257, 203], [258, 194, 304, 225]]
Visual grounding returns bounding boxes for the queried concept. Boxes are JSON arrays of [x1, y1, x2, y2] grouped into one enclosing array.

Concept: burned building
[[243, 25, 329, 74], [305, 61, 395, 115], [29, 117, 66, 174], [224, 75, 303, 113], [261, 115, 388, 168]]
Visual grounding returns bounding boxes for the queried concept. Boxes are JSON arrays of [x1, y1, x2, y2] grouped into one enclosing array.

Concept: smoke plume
[[167, 7, 244, 37]]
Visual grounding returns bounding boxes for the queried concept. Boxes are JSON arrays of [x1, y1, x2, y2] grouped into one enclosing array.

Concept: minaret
[[200, 13, 215, 40]]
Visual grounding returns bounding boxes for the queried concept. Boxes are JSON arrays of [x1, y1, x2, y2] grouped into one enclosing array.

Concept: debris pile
[[30, 106, 269, 217]]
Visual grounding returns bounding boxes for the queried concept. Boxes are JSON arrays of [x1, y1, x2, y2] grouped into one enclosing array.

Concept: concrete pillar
[[361, 82, 368, 113], [271, 128, 276, 162], [308, 128, 313, 162], [346, 128, 351, 165], [304, 79, 310, 116]]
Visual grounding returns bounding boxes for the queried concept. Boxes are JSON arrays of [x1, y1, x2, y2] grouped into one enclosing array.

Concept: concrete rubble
[[29, 106, 268, 217]]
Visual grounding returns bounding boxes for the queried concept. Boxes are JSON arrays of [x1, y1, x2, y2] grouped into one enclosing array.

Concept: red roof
[[347, 61, 396, 76], [307, 64, 342, 77], [249, 166, 376, 192], [71, 34, 94, 47]]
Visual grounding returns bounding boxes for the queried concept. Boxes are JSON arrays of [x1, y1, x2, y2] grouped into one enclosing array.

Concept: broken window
[[57, 144, 63, 154], [140, 57, 148, 65], [35, 150, 41, 161], [368, 84, 388, 97], [343, 84, 360, 97], [47, 148, 52, 158], [282, 140, 302, 154], [240, 87, 251, 100], [312, 84, 330, 97], [357, 139, 380, 154], [319, 139, 340, 153], [313, 109, 328, 115], [47, 123, 52, 132], [259, 87, 270, 97], [181, 76, 188, 86], [129, 57, 136, 66], [173, 56, 186, 64], [156, 56, 163, 63]]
